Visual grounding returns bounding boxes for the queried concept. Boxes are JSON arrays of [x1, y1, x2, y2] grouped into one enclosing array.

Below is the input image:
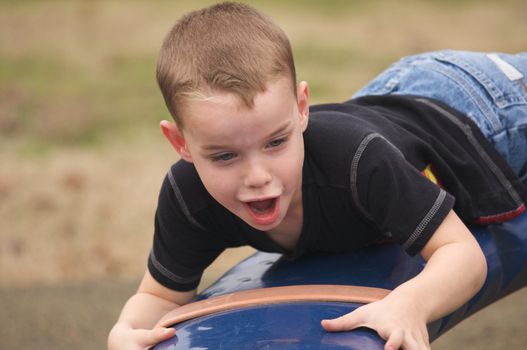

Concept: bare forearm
[[322, 211, 487, 350], [393, 240, 487, 323], [108, 293, 180, 350], [108, 271, 195, 349], [117, 292, 181, 330]]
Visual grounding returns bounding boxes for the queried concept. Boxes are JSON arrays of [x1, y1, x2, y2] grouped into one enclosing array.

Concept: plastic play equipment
[[153, 213, 527, 349]]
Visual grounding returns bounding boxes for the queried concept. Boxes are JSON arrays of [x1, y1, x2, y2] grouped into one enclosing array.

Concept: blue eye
[[267, 138, 287, 148], [211, 153, 236, 162]]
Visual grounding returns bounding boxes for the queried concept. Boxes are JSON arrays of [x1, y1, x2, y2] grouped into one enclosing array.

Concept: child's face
[[162, 78, 309, 232]]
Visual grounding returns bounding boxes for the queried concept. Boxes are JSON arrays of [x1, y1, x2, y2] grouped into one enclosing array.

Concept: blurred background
[[1, 0, 526, 349]]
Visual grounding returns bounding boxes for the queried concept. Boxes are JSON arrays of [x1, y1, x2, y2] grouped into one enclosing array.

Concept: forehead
[[181, 79, 297, 143], [179, 76, 295, 119]]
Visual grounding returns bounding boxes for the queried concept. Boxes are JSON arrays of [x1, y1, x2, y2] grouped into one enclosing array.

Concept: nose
[[243, 158, 272, 188]]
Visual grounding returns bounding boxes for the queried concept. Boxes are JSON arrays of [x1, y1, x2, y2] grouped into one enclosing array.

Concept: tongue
[[248, 199, 275, 213]]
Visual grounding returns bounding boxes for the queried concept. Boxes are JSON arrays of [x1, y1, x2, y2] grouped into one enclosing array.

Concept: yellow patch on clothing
[[422, 164, 439, 186]]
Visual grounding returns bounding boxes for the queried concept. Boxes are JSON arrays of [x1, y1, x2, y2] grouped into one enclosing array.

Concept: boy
[[108, 3, 527, 350]]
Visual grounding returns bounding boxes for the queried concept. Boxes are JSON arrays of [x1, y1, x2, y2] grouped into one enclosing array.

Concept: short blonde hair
[[156, 2, 297, 127]]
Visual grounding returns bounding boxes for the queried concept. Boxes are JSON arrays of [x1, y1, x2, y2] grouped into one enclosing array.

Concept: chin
[[247, 218, 282, 232]]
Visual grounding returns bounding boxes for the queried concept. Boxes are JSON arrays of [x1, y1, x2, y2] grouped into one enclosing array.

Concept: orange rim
[[156, 284, 390, 328]]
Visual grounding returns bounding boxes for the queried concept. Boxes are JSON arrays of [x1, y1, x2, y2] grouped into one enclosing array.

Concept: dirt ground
[[1, 0, 527, 349]]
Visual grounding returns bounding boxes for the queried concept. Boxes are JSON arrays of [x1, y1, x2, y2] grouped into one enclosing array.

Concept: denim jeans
[[352, 50, 527, 184]]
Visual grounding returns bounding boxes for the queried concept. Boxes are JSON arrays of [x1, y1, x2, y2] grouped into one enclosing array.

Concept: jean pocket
[[433, 51, 527, 109]]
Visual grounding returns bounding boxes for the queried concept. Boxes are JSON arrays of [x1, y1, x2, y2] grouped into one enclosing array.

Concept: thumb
[[321, 312, 364, 332], [137, 327, 176, 347]]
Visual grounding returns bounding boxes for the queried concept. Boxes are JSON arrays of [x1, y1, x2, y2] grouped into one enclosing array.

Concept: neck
[[267, 192, 303, 251]]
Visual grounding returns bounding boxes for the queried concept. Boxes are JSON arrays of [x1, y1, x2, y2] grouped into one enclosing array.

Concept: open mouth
[[244, 197, 280, 226]]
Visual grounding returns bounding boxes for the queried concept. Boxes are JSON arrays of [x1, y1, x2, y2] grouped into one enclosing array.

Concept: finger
[[400, 332, 421, 350], [137, 327, 176, 347], [384, 329, 403, 350], [321, 312, 364, 332]]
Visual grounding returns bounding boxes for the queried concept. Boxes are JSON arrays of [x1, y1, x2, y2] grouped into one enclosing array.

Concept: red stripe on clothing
[[475, 204, 525, 224]]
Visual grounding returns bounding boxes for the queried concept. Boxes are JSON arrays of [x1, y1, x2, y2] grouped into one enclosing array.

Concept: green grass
[[0, 52, 166, 154], [2, 0, 526, 155]]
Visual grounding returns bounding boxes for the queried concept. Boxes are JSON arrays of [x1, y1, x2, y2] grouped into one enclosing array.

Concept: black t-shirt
[[148, 95, 527, 291]]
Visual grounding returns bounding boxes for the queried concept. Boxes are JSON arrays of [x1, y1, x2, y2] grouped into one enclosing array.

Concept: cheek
[[280, 139, 305, 181], [196, 166, 237, 202]]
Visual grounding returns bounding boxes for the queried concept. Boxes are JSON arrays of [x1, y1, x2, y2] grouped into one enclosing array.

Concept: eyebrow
[[201, 120, 292, 151], [267, 119, 292, 139]]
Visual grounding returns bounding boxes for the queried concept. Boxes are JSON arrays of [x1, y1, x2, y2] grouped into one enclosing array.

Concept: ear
[[296, 81, 309, 132], [160, 120, 193, 162]]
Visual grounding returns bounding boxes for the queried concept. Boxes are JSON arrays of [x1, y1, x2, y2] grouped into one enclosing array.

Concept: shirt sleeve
[[148, 171, 226, 291], [351, 133, 455, 256]]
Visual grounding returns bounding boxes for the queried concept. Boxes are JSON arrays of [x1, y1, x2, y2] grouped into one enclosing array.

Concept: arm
[[322, 209, 487, 350], [107, 270, 196, 350]]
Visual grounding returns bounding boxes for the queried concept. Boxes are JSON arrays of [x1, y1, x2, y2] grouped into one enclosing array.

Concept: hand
[[321, 294, 430, 350], [108, 322, 176, 350]]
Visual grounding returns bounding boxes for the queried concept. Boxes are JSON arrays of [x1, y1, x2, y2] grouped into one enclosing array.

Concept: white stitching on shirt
[[350, 133, 378, 221], [350, 132, 447, 251], [349, 132, 404, 222], [149, 250, 202, 284], [167, 169, 207, 231], [402, 189, 447, 250]]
